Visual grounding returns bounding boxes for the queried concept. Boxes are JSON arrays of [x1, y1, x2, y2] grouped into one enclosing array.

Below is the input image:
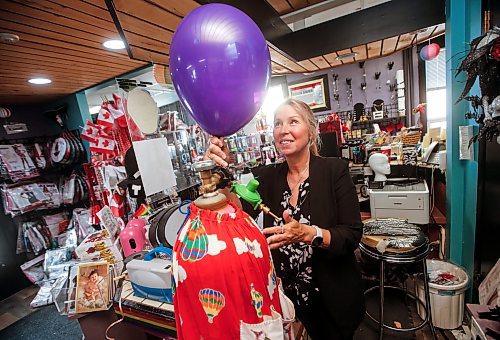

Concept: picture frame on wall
[[287, 75, 331, 112]]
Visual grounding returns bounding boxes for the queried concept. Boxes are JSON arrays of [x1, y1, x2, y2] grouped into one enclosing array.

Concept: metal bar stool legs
[[361, 242, 437, 340], [378, 260, 385, 340], [370, 258, 437, 340]]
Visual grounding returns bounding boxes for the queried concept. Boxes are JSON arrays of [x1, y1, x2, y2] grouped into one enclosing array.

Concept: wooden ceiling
[[0, 0, 147, 105], [270, 23, 445, 74], [114, 0, 444, 78], [0, 0, 444, 106], [107, 0, 199, 67]]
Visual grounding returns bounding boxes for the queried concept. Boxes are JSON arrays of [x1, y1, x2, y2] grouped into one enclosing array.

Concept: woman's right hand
[[204, 136, 230, 168]]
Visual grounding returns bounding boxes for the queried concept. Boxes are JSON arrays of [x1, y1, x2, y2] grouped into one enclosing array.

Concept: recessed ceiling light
[[0, 33, 20, 44], [103, 39, 125, 50], [336, 52, 358, 60], [28, 78, 52, 85]]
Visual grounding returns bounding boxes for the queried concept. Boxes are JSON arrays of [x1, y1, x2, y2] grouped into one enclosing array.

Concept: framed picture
[[287, 75, 331, 112], [75, 262, 110, 313]]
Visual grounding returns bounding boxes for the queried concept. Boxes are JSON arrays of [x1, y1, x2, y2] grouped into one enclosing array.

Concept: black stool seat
[[359, 240, 428, 262], [360, 219, 437, 340]]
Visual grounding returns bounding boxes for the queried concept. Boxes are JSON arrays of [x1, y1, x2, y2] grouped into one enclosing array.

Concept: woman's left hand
[[262, 210, 313, 249]]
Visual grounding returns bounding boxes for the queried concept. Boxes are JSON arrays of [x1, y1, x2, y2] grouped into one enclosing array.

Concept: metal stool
[[359, 242, 437, 340]]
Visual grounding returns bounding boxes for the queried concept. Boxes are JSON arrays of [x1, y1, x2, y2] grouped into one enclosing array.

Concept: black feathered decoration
[[44, 104, 68, 129], [456, 27, 500, 103], [456, 27, 500, 145]]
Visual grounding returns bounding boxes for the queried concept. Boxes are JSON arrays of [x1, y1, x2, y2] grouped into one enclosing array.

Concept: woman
[[205, 98, 364, 339]]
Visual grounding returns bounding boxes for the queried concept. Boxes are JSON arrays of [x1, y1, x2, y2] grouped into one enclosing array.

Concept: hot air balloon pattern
[[250, 283, 264, 318], [171, 275, 176, 296], [199, 288, 225, 323], [180, 216, 209, 262], [267, 260, 277, 298]]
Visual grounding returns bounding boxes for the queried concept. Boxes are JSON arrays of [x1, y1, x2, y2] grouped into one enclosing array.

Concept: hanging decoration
[[374, 72, 381, 90], [346, 78, 353, 105], [420, 43, 441, 61], [360, 62, 367, 104], [332, 74, 340, 109], [412, 103, 426, 129], [44, 105, 68, 128], [80, 93, 131, 158], [456, 27, 500, 144], [80, 92, 133, 225]]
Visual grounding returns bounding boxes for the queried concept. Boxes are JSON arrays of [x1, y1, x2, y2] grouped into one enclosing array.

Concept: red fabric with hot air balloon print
[[172, 202, 283, 339]]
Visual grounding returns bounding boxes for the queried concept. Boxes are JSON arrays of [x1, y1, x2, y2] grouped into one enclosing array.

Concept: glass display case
[[162, 128, 207, 193]]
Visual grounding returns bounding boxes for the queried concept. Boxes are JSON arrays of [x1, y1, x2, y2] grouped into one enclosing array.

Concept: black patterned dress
[[273, 179, 319, 307]]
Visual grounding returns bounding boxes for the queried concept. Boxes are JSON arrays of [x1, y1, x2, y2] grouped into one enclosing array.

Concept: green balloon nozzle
[[231, 179, 282, 223], [231, 179, 262, 209]]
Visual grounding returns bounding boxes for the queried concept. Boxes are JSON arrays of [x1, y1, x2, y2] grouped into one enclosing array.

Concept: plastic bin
[[415, 259, 469, 329]]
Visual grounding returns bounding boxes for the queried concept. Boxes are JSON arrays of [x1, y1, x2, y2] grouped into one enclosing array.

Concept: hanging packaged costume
[[172, 202, 294, 340]]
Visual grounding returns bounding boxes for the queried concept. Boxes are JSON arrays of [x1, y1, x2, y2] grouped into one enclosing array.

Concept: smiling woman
[[273, 98, 320, 157], [205, 98, 364, 339]]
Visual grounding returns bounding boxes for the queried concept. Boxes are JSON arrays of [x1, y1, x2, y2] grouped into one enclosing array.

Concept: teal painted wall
[[445, 0, 481, 296]]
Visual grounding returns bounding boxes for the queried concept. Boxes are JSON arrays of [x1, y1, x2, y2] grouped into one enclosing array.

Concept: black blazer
[[248, 155, 365, 334]]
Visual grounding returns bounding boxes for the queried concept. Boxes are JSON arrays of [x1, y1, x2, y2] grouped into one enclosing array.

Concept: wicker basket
[[401, 131, 421, 145]]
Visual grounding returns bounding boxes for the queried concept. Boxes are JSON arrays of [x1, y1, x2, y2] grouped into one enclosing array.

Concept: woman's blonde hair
[[275, 98, 321, 155]]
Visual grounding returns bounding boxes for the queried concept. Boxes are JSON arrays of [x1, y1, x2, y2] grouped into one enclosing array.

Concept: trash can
[[415, 259, 469, 329]]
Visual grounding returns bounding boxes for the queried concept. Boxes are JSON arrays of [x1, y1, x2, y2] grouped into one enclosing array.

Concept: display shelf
[[351, 116, 405, 126], [316, 103, 406, 135]]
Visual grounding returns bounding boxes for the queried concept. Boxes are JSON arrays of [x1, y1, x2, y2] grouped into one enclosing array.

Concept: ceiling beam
[[280, 0, 356, 24], [195, 0, 292, 41], [195, 0, 444, 62], [104, 0, 133, 58], [270, 0, 445, 60]]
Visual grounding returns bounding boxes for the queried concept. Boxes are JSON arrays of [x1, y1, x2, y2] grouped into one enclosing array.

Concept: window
[[260, 83, 286, 127], [425, 48, 446, 130]]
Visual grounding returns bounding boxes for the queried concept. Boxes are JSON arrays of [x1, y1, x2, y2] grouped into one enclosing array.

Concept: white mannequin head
[[369, 153, 391, 182]]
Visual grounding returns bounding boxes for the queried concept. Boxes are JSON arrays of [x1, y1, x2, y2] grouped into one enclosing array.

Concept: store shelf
[[352, 116, 405, 125]]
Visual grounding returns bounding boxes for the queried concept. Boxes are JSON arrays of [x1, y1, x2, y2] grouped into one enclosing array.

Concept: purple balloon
[[170, 4, 271, 136]]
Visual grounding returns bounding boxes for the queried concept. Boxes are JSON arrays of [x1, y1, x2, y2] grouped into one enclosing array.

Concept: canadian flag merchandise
[[109, 191, 125, 219], [80, 120, 100, 143], [112, 93, 126, 113], [106, 102, 127, 128], [97, 106, 114, 129], [89, 134, 116, 155], [111, 94, 128, 127], [126, 114, 145, 141], [112, 126, 132, 157], [319, 113, 344, 145]]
